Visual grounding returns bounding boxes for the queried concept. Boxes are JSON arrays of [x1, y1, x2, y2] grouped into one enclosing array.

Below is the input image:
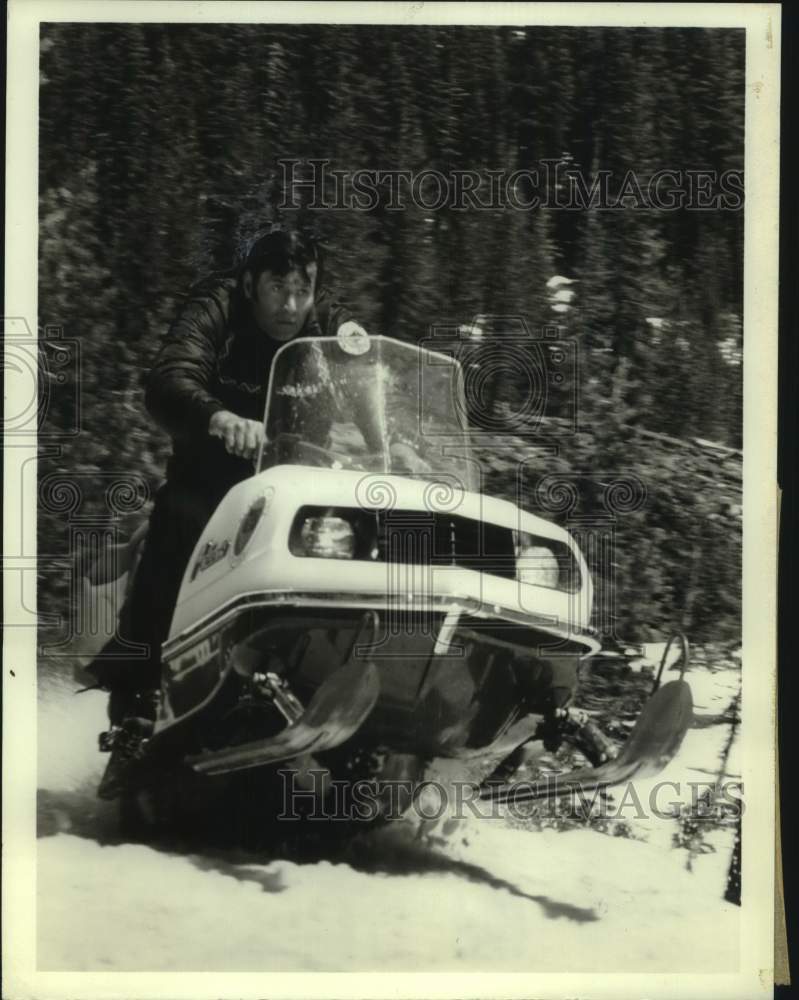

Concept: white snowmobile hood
[[167, 464, 596, 650]]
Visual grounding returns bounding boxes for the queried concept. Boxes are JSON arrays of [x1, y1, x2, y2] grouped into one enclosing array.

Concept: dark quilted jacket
[[146, 277, 354, 494]]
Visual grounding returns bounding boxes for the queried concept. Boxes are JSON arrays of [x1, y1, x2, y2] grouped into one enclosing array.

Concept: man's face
[[246, 264, 317, 341]]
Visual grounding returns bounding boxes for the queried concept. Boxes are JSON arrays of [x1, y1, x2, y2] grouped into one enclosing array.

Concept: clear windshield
[[258, 335, 477, 491]]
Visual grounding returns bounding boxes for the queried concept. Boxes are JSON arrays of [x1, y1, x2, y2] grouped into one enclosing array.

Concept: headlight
[[517, 544, 561, 589], [293, 515, 356, 559]]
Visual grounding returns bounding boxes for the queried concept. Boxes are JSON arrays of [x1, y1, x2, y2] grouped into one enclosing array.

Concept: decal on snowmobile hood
[[233, 488, 273, 559], [190, 538, 230, 580]]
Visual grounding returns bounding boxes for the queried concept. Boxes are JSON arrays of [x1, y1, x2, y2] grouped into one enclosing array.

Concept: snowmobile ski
[[479, 678, 693, 803], [187, 656, 380, 776]]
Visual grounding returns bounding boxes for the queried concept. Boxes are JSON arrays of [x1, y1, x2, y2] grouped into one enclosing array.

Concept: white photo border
[[4, 2, 780, 998]]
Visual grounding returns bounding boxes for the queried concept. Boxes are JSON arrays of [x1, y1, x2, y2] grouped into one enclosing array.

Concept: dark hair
[[241, 229, 324, 290]]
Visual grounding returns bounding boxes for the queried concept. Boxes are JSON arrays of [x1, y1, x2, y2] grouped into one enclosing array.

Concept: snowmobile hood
[[167, 464, 595, 645]]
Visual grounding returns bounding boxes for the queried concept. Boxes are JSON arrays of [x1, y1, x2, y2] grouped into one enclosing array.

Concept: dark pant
[[90, 480, 222, 698]]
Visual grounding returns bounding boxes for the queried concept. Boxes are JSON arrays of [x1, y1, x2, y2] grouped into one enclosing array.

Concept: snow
[[37, 824, 739, 973], [36, 660, 742, 973]]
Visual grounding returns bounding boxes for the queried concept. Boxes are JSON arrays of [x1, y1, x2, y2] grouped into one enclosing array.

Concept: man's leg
[[95, 482, 225, 799], [92, 481, 219, 723]]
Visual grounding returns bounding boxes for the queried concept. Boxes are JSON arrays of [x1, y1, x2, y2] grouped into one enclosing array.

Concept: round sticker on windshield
[[337, 321, 370, 356]]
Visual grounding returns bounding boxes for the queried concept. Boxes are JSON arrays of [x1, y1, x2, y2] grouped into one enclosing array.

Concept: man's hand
[[209, 410, 264, 460]]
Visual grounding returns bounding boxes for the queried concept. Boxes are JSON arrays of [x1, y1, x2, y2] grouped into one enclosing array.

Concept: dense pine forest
[[37, 24, 744, 645]]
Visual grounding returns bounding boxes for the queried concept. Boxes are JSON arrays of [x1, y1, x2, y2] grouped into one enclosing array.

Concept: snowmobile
[[93, 331, 693, 831]]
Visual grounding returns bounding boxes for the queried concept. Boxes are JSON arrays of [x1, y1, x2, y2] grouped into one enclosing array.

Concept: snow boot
[[97, 716, 154, 800], [96, 688, 159, 800]]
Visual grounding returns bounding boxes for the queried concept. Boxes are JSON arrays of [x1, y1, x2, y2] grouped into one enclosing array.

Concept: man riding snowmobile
[[88, 229, 434, 796], [86, 229, 683, 807], [86, 231, 368, 781]]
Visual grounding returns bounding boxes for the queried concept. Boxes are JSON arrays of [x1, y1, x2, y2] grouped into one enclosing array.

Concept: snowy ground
[[36, 652, 742, 973]]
